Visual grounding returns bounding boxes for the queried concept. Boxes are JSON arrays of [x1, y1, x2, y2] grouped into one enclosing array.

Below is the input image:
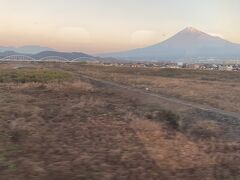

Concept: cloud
[[130, 30, 156, 46]]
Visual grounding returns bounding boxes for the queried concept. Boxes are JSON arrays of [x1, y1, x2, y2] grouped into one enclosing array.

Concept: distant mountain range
[[2, 28, 240, 62], [0, 45, 55, 54], [32, 51, 92, 60], [101, 27, 240, 61], [0, 50, 93, 60]]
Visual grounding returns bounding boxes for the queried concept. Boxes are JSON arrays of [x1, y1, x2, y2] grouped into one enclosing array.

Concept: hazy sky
[[0, 0, 240, 53]]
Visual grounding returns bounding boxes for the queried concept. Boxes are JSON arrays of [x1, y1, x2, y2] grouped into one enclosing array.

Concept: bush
[[146, 110, 180, 129], [9, 129, 28, 143]]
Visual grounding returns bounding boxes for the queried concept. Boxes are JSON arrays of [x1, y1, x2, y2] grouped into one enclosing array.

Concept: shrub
[[146, 110, 180, 129], [157, 110, 180, 129], [9, 129, 28, 143]]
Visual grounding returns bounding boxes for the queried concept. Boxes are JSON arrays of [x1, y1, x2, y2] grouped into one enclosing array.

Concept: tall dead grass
[[130, 117, 215, 169], [5, 80, 94, 92]]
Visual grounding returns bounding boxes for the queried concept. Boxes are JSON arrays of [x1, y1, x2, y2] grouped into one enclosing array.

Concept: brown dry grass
[[10, 80, 94, 92], [0, 71, 163, 179], [129, 116, 240, 180], [76, 65, 240, 113], [0, 62, 239, 180]]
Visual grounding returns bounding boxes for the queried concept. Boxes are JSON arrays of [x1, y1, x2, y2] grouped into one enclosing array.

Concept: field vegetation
[[75, 65, 240, 113], [0, 62, 239, 180], [0, 68, 72, 83]]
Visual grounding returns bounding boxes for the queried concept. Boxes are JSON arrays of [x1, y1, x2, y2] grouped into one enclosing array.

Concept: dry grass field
[[75, 65, 240, 113], [0, 62, 239, 180]]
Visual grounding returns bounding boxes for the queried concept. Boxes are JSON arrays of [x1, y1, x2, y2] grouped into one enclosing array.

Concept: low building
[[186, 64, 200, 69], [218, 65, 233, 71]]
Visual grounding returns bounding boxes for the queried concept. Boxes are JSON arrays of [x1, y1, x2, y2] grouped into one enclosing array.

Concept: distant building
[[177, 62, 183, 67], [186, 64, 200, 69], [218, 65, 233, 71]]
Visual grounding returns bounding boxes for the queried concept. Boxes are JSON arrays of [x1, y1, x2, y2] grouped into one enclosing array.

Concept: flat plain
[[0, 62, 239, 180]]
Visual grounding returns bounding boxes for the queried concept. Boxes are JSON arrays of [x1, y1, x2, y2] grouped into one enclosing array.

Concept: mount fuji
[[101, 27, 240, 61]]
